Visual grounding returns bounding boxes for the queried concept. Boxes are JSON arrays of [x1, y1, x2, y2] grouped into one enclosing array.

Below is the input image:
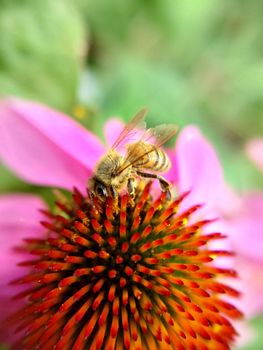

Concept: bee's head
[[89, 177, 119, 204], [94, 181, 108, 198], [89, 177, 107, 198]]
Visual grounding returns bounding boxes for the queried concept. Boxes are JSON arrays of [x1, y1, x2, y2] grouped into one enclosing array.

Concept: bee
[[89, 108, 178, 207]]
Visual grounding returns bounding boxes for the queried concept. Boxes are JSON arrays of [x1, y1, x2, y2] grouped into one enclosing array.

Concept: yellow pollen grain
[[212, 324, 222, 333], [73, 105, 87, 120]]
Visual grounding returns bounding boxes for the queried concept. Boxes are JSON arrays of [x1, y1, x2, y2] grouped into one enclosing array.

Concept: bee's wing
[[118, 123, 178, 174], [111, 108, 148, 150], [144, 124, 178, 148]]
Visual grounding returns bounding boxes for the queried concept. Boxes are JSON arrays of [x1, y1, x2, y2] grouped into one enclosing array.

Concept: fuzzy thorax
[[89, 150, 131, 193]]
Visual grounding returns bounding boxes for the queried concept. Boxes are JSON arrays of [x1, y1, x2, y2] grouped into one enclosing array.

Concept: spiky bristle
[[8, 183, 242, 350]]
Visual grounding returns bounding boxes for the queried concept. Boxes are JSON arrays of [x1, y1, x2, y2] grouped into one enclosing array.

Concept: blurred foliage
[[0, 0, 263, 348], [76, 0, 263, 138], [0, 0, 85, 111], [239, 317, 263, 350]]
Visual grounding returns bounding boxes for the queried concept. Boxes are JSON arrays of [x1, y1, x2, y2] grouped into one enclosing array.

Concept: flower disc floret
[[9, 183, 242, 350]]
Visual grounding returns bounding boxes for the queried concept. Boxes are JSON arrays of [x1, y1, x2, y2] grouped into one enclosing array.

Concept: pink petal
[[104, 118, 124, 147], [228, 193, 263, 264], [0, 194, 46, 289], [233, 256, 263, 318], [174, 126, 228, 216], [234, 320, 255, 348], [246, 138, 263, 172], [221, 194, 263, 319], [0, 194, 47, 342], [164, 148, 178, 185], [0, 98, 105, 191]]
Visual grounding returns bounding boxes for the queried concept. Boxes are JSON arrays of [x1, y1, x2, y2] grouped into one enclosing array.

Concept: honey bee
[[89, 108, 178, 207]]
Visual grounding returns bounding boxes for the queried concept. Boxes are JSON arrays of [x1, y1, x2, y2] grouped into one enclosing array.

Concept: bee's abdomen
[[129, 143, 171, 173], [148, 146, 170, 172]]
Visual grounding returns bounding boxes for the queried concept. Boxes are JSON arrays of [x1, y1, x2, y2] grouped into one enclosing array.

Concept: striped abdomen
[[126, 142, 171, 173]]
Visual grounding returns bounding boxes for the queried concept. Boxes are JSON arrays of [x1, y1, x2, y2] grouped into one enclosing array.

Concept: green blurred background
[[0, 0, 262, 348]]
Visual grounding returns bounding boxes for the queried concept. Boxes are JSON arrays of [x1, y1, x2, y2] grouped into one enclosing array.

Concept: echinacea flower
[[0, 98, 243, 349]]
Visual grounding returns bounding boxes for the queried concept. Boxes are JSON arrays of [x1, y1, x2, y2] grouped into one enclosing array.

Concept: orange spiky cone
[[8, 183, 242, 350]]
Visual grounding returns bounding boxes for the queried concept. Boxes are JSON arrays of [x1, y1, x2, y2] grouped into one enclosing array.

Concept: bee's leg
[[136, 171, 171, 200], [110, 186, 119, 213], [127, 177, 136, 206]]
